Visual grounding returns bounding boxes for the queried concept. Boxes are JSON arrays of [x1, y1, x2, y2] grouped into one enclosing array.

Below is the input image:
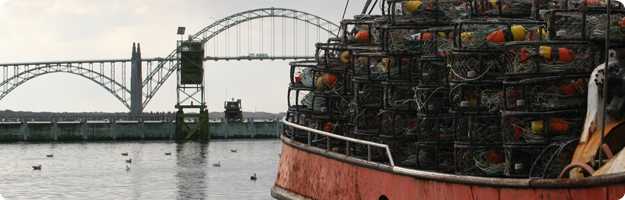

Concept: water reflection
[[175, 142, 209, 200]]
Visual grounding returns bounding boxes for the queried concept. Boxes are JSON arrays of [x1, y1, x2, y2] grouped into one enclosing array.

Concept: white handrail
[[281, 117, 395, 166]]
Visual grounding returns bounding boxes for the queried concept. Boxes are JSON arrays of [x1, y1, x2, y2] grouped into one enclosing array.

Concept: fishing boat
[[272, 0, 625, 199]]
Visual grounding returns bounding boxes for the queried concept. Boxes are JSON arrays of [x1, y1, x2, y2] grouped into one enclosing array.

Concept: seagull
[[230, 149, 238, 153], [250, 173, 257, 181], [121, 152, 129, 156], [212, 161, 221, 167], [125, 159, 132, 163], [164, 152, 172, 156], [126, 165, 131, 171], [32, 165, 42, 170], [46, 154, 53, 158]]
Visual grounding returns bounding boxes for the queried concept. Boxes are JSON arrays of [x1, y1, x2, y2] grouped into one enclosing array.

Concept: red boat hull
[[273, 137, 625, 200]]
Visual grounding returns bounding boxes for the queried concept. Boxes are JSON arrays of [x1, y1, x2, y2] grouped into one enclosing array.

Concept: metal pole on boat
[[599, 0, 612, 167]]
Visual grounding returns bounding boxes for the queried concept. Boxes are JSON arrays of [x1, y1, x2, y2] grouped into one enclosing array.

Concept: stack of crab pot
[[340, 15, 393, 161], [447, 0, 548, 177], [512, 0, 625, 178], [285, 37, 353, 151], [382, 0, 458, 171]]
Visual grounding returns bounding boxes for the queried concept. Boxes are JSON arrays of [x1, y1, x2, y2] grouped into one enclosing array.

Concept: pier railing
[[281, 118, 395, 167]]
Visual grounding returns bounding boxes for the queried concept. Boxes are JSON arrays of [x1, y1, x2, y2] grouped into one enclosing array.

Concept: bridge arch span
[[0, 64, 131, 109], [141, 7, 339, 108]]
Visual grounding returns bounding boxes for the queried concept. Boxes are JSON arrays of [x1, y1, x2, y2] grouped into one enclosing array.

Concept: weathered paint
[[274, 142, 625, 200]]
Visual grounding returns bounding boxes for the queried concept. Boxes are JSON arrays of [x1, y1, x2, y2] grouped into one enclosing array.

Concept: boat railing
[[281, 117, 395, 167]]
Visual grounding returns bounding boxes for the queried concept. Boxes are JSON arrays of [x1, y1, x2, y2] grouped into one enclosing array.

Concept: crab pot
[[380, 25, 453, 56], [545, 9, 625, 43], [382, 80, 419, 111], [454, 114, 502, 144], [352, 107, 382, 132], [353, 78, 384, 108], [413, 142, 455, 172], [415, 86, 450, 115], [528, 139, 578, 178], [352, 51, 411, 80], [340, 17, 383, 45], [378, 109, 419, 139], [448, 50, 506, 81], [453, 19, 545, 50], [449, 80, 504, 114], [289, 88, 345, 116], [503, 75, 589, 112], [558, 0, 624, 11], [503, 41, 603, 76], [311, 67, 351, 94], [415, 114, 455, 142], [384, 0, 461, 24], [289, 60, 318, 88], [503, 144, 545, 177], [415, 56, 448, 85], [464, 0, 539, 18], [315, 40, 351, 67], [454, 142, 505, 177], [501, 110, 584, 145]]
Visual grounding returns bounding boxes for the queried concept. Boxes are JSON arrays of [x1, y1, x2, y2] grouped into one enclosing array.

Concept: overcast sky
[[0, 0, 364, 113]]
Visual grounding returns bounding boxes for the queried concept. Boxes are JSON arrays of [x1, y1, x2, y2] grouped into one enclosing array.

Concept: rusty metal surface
[[280, 136, 625, 192]]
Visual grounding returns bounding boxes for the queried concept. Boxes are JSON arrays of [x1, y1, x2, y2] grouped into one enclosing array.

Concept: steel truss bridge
[[0, 8, 339, 113]]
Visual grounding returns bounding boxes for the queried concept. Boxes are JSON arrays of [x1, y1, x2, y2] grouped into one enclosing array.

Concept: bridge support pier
[[130, 43, 143, 114]]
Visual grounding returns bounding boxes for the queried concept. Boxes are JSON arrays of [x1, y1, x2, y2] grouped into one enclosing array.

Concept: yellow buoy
[[404, 0, 423, 14], [339, 51, 351, 64], [531, 120, 544, 134], [539, 46, 552, 60], [510, 25, 527, 41]]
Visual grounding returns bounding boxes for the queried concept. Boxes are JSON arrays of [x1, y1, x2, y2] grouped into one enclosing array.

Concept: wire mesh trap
[[415, 56, 449, 85], [454, 142, 506, 177], [415, 85, 450, 115], [449, 80, 504, 114], [545, 9, 625, 42], [503, 41, 603, 76], [382, 80, 419, 111], [384, 0, 462, 25], [501, 110, 584, 145], [503, 75, 589, 112], [454, 113, 503, 144], [448, 49, 506, 81], [453, 18, 546, 50]]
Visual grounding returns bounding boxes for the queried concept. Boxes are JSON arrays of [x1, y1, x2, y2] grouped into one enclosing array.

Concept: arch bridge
[[0, 8, 339, 113]]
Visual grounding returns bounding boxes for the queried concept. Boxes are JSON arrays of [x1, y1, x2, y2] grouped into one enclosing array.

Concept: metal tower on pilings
[[175, 38, 209, 141]]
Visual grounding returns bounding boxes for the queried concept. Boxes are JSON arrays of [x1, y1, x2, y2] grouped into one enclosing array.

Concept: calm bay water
[[0, 139, 281, 200]]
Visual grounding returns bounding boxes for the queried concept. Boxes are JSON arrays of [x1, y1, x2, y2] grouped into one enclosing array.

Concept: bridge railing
[[281, 117, 395, 167]]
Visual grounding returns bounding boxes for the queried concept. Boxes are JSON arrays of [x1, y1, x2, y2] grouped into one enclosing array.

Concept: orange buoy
[[486, 150, 504, 164], [584, 0, 601, 6], [519, 48, 530, 63], [294, 72, 302, 83], [557, 48, 575, 63], [323, 73, 338, 88], [560, 82, 578, 96], [486, 30, 506, 44], [550, 118, 570, 134], [419, 32, 433, 41], [323, 122, 334, 132], [355, 31, 370, 43]]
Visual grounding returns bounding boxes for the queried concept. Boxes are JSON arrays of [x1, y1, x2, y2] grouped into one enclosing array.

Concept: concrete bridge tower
[[130, 43, 143, 114]]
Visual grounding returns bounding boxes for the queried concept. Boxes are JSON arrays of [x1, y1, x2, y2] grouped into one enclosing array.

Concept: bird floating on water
[[212, 161, 221, 167], [121, 152, 129, 156], [125, 159, 132, 163], [32, 165, 42, 170], [250, 173, 257, 181], [46, 154, 53, 158], [164, 152, 172, 156], [230, 149, 238, 153]]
